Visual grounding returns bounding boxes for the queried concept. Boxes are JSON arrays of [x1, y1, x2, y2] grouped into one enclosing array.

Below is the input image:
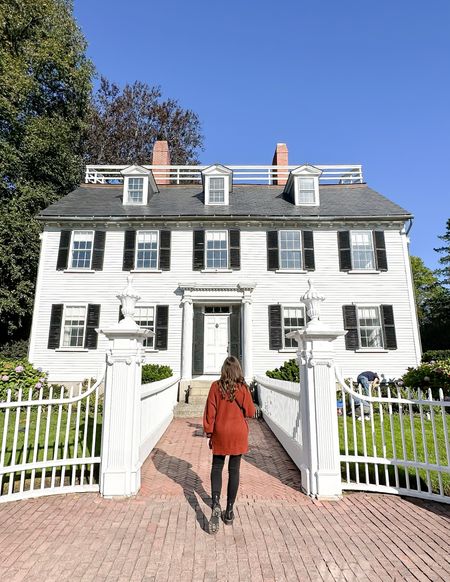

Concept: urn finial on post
[[301, 279, 325, 329], [117, 274, 141, 327]]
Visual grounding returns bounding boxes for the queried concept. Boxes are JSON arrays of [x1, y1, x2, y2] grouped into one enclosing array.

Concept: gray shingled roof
[[40, 183, 412, 221]]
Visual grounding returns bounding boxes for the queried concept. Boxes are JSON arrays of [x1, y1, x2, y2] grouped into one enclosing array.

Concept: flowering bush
[[0, 359, 49, 400], [401, 360, 450, 396]]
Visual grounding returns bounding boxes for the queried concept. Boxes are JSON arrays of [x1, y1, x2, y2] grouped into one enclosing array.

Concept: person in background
[[203, 356, 256, 534], [356, 370, 380, 419]]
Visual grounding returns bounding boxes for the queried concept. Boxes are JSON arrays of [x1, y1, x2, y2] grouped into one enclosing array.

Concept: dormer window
[[284, 165, 322, 206], [120, 165, 159, 206], [202, 164, 232, 206]]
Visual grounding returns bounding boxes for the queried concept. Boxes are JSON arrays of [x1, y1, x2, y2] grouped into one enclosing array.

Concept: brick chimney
[[152, 140, 171, 184], [272, 143, 289, 185]]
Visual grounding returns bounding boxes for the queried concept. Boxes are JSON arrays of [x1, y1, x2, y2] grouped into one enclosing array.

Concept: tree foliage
[[434, 218, 450, 287], [0, 0, 93, 342], [84, 77, 204, 165]]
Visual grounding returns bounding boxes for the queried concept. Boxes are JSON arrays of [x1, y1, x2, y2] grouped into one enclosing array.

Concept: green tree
[[0, 0, 93, 343], [410, 256, 440, 324], [435, 218, 450, 287], [85, 77, 204, 165]]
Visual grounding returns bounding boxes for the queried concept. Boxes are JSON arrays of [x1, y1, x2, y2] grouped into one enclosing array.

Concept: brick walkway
[[0, 419, 449, 581]]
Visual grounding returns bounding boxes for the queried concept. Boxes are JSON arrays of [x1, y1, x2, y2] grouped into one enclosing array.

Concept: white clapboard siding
[[29, 224, 421, 382]]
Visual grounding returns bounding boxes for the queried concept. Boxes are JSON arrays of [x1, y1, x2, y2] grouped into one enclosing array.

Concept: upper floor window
[[206, 230, 228, 269], [338, 230, 388, 272], [351, 231, 375, 270], [209, 177, 225, 203], [70, 231, 94, 269], [62, 305, 87, 348], [297, 177, 316, 204], [202, 164, 232, 206], [135, 231, 159, 270], [127, 177, 144, 203], [135, 306, 155, 348], [279, 230, 302, 270], [285, 165, 322, 206]]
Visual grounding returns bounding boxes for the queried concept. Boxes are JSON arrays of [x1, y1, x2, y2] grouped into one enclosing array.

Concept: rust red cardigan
[[203, 381, 256, 456]]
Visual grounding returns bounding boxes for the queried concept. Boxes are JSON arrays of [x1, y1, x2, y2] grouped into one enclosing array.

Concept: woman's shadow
[[151, 447, 210, 532]]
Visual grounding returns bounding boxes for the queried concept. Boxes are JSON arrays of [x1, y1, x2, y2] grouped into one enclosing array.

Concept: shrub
[[422, 350, 450, 363], [0, 359, 48, 400], [142, 363, 173, 384], [401, 360, 450, 395], [0, 340, 29, 360], [266, 359, 299, 382]]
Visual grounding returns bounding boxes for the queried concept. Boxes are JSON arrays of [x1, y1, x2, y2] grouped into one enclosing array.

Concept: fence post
[[97, 275, 153, 497], [287, 279, 346, 500]]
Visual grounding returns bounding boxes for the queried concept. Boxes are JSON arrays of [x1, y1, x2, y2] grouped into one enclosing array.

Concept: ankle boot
[[209, 494, 221, 534], [222, 502, 234, 525]]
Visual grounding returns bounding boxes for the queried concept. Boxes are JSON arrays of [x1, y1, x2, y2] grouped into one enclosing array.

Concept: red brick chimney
[[152, 140, 171, 184], [272, 142, 289, 185]]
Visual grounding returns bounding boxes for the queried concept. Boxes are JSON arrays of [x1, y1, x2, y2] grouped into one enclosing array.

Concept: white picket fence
[[0, 372, 104, 503], [140, 375, 179, 465], [336, 369, 450, 504]]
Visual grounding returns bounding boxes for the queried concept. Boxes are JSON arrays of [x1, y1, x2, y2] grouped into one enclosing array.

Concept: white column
[[242, 297, 253, 381], [181, 296, 193, 381]]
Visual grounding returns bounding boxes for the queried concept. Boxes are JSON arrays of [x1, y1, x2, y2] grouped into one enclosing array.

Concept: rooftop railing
[[85, 164, 363, 185]]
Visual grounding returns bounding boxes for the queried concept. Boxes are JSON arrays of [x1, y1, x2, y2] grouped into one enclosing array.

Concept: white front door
[[204, 315, 229, 374]]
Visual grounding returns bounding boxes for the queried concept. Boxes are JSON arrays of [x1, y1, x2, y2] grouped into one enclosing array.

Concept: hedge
[[422, 350, 450, 363], [142, 363, 173, 384], [266, 359, 299, 382]]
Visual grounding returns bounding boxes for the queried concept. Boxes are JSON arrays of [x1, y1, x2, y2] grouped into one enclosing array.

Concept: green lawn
[[338, 409, 450, 496], [0, 403, 102, 495]]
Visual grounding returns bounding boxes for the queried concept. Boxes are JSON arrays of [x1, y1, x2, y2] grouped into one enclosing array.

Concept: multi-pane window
[[127, 177, 144, 204], [62, 306, 87, 348], [357, 306, 383, 348], [70, 231, 94, 269], [136, 231, 159, 269], [351, 231, 375, 270], [208, 177, 225, 204], [135, 306, 155, 348], [283, 306, 305, 348], [279, 230, 302, 270], [206, 231, 228, 269], [297, 177, 316, 204]]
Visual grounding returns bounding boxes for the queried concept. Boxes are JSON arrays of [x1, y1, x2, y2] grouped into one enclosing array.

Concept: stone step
[[189, 380, 215, 390], [173, 402, 205, 418], [188, 395, 208, 405]]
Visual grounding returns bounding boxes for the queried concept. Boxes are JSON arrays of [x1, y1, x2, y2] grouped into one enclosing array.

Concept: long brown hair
[[218, 356, 246, 402]]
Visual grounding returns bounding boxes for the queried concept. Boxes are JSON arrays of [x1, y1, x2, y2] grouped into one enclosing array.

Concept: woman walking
[[203, 356, 256, 534]]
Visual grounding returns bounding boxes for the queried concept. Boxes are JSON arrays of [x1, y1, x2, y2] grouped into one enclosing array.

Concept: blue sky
[[74, 0, 450, 269]]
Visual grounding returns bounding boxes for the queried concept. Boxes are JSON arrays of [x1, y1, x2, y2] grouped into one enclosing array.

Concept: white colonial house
[[28, 142, 421, 388]]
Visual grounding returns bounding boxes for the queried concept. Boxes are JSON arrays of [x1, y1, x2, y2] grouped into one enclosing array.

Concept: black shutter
[[338, 231, 352, 271], [47, 304, 63, 349], [159, 230, 171, 271], [268, 305, 283, 350], [229, 229, 241, 270], [374, 231, 388, 271], [192, 305, 204, 375], [123, 230, 136, 271], [193, 230, 205, 271], [119, 306, 124, 321], [267, 231, 279, 271], [56, 231, 71, 270], [92, 231, 106, 271], [343, 305, 359, 350], [155, 305, 169, 350], [381, 305, 397, 350], [302, 231, 315, 271], [229, 305, 241, 359], [84, 304, 100, 349]]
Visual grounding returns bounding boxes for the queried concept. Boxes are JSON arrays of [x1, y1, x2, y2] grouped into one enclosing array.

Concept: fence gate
[[336, 370, 450, 504], [0, 371, 104, 503]]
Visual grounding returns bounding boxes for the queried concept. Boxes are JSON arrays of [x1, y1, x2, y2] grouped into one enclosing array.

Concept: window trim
[[350, 230, 376, 272], [205, 176, 230, 206], [123, 175, 149, 205], [59, 303, 88, 349], [204, 230, 229, 270], [278, 229, 303, 271], [134, 304, 157, 350], [281, 304, 306, 350], [356, 304, 385, 350], [294, 175, 319, 206], [134, 230, 160, 271], [68, 230, 94, 270]]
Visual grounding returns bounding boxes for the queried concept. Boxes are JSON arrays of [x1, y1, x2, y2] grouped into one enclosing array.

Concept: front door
[[204, 314, 229, 374]]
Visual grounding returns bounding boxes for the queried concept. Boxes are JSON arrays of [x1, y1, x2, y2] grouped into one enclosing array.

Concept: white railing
[[0, 372, 104, 503], [85, 164, 363, 185], [255, 374, 310, 491], [336, 369, 450, 504], [139, 375, 180, 465]]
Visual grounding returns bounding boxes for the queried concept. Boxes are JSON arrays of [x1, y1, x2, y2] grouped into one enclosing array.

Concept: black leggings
[[211, 454, 242, 505]]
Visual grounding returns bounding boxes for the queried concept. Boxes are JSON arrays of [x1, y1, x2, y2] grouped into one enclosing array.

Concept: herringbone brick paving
[[0, 418, 449, 581]]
